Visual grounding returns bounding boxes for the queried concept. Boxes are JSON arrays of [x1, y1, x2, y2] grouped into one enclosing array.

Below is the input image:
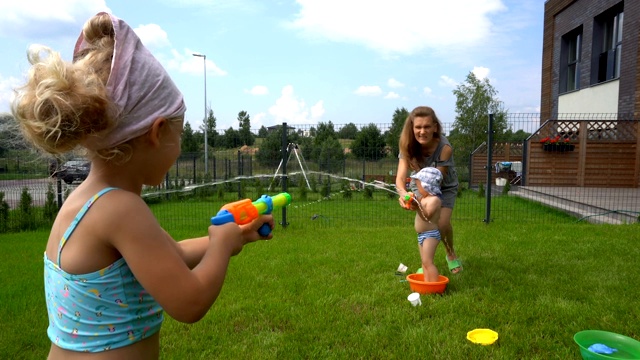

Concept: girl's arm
[[104, 190, 272, 324], [169, 234, 208, 269]]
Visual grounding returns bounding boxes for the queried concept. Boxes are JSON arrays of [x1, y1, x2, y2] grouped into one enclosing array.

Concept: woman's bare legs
[[439, 207, 461, 274]]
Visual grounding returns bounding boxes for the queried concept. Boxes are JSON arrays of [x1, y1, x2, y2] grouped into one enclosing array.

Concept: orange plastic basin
[[406, 273, 449, 294]]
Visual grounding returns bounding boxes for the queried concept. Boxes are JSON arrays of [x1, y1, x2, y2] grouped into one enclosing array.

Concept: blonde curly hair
[[11, 13, 131, 161]]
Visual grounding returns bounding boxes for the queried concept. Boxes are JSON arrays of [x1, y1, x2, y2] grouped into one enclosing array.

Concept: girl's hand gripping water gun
[[211, 193, 292, 236]]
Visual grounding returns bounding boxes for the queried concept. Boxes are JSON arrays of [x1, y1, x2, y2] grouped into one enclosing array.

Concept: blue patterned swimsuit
[[44, 187, 163, 352]]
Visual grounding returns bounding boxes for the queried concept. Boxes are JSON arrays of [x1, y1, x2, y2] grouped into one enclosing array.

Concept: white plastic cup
[[397, 263, 408, 273], [407, 292, 422, 306]]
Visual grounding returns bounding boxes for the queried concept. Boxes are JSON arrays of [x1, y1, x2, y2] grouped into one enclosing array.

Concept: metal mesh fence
[[1, 113, 638, 233]]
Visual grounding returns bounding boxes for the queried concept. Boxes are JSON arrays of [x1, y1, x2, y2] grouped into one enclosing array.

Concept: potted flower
[[540, 135, 574, 152], [539, 136, 554, 151], [557, 137, 575, 152]]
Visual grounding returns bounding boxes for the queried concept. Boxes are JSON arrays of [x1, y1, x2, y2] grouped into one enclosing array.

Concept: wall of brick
[[541, 0, 638, 119]]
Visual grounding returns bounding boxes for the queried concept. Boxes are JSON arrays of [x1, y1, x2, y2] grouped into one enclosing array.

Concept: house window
[[593, 3, 624, 83], [560, 27, 582, 93]]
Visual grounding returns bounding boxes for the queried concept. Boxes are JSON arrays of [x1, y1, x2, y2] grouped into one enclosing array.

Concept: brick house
[[541, 0, 639, 119], [471, 0, 640, 188]]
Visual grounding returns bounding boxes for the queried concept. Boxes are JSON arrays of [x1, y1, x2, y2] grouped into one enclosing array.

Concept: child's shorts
[[417, 229, 441, 246]]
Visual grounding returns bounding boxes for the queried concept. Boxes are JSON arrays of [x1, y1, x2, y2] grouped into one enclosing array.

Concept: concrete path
[[508, 186, 640, 224]]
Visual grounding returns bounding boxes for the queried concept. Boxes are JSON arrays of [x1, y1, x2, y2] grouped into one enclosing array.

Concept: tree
[[350, 123, 386, 161], [385, 107, 408, 158], [0, 113, 13, 156], [451, 71, 508, 167], [200, 108, 219, 149], [301, 121, 344, 173], [338, 123, 358, 139], [258, 126, 269, 138], [181, 121, 199, 153], [220, 127, 241, 149], [256, 126, 301, 168], [237, 110, 255, 146]]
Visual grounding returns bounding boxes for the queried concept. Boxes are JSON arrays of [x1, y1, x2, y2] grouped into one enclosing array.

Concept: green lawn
[[1, 202, 639, 359]]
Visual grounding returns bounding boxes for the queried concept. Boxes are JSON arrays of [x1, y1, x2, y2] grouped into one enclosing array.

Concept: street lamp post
[[192, 53, 208, 175]]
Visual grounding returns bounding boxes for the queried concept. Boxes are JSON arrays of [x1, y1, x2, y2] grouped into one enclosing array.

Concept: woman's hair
[[399, 106, 443, 171], [11, 13, 118, 159]]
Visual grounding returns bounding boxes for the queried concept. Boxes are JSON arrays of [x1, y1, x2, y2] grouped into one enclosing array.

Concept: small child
[[409, 167, 443, 282], [11, 12, 273, 359]]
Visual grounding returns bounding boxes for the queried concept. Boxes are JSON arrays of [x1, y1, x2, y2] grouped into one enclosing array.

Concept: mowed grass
[[1, 201, 639, 359]]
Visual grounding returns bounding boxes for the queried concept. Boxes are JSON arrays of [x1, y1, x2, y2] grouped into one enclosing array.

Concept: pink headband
[[74, 12, 186, 150]]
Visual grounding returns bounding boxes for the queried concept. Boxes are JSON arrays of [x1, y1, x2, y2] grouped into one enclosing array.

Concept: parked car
[[56, 160, 90, 184]]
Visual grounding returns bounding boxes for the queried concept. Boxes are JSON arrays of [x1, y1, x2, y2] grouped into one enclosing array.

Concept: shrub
[[320, 177, 331, 198], [19, 187, 35, 230], [309, 176, 318, 193], [216, 185, 225, 200], [0, 192, 9, 233], [363, 183, 374, 199], [297, 182, 308, 201], [44, 182, 58, 222], [341, 180, 352, 199]]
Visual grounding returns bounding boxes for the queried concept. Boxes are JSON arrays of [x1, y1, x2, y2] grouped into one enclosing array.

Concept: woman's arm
[[395, 157, 410, 197], [437, 144, 453, 181]]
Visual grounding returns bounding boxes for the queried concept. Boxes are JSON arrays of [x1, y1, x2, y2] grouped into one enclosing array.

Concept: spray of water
[[146, 171, 453, 255]]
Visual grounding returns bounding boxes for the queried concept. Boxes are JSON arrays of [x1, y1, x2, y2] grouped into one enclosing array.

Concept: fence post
[[237, 150, 242, 199], [213, 156, 216, 181], [484, 113, 494, 224], [56, 158, 63, 209], [281, 123, 289, 228], [192, 155, 196, 184]]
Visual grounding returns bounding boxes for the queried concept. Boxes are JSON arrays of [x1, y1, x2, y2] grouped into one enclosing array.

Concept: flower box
[[543, 144, 575, 152], [540, 136, 574, 152]]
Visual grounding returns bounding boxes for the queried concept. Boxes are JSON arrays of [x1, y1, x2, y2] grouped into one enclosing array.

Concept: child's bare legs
[[414, 194, 442, 282], [419, 237, 440, 282], [419, 195, 441, 224]]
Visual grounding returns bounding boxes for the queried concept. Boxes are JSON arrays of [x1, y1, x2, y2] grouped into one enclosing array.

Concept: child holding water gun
[[407, 167, 443, 282], [12, 12, 274, 359]]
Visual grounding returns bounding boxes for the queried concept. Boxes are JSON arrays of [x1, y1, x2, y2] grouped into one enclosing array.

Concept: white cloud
[[252, 112, 267, 128], [287, 0, 506, 55], [310, 100, 325, 118], [166, 49, 227, 76], [0, 75, 23, 112], [245, 85, 269, 95], [0, 1, 110, 38], [354, 85, 382, 96], [423, 87, 433, 97], [438, 76, 458, 88], [134, 24, 171, 49], [384, 92, 400, 99], [472, 66, 490, 80], [388, 78, 404, 88], [268, 85, 324, 124]]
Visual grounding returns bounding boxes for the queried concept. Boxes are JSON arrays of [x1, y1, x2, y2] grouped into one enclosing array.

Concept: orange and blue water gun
[[211, 193, 292, 236], [401, 192, 415, 210]]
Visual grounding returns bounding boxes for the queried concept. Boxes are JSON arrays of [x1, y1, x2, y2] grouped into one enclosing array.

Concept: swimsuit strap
[[56, 187, 118, 267]]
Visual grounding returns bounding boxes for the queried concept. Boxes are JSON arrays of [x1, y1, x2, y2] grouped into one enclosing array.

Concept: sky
[[0, 0, 544, 132]]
